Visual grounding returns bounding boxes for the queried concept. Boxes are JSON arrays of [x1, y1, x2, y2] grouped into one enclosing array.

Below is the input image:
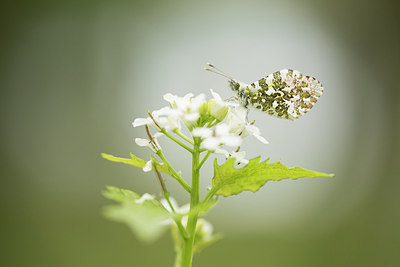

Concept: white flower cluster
[[132, 90, 268, 167]]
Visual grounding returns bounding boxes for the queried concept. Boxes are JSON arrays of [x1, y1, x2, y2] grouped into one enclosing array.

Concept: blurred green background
[[1, 0, 399, 266]]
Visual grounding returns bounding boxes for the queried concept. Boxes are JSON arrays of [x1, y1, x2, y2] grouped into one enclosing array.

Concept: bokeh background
[[1, 0, 399, 266]]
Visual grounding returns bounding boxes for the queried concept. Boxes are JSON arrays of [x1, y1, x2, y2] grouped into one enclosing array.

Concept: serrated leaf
[[210, 157, 334, 197], [103, 186, 170, 243], [101, 153, 173, 176]]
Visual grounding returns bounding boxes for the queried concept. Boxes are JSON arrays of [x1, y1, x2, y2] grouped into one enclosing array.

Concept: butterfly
[[205, 63, 323, 120]]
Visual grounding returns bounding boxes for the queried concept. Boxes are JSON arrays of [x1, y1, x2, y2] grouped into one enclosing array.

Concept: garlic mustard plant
[[102, 77, 333, 267]]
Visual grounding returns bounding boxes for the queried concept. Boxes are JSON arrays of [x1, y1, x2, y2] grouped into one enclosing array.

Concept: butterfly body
[[227, 69, 323, 120]]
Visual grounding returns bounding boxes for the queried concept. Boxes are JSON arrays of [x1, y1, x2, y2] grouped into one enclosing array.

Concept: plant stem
[[198, 151, 211, 169], [200, 187, 217, 206], [162, 129, 194, 153], [174, 129, 194, 145], [152, 162, 189, 239], [181, 137, 201, 267]]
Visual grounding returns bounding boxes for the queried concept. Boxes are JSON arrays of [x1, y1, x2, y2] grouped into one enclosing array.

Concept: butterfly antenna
[[204, 63, 234, 80]]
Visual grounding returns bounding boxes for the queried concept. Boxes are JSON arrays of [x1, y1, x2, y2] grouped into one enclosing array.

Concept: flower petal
[[163, 93, 176, 103], [142, 160, 153, 172], [223, 136, 242, 147], [132, 117, 151, 127], [135, 138, 150, 147], [192, 127, 212, 138], [253, 134, 269, 144], [183, 112, 200, 122], [214, 148, 230, 157], [203, 137, 221, 150], [210, 89, 223, 102]]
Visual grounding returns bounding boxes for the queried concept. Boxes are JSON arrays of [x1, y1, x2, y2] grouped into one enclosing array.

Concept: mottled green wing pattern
[[247, 69, 323, 120]]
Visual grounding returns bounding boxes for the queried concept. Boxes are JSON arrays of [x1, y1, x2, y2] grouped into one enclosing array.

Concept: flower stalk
[[181, 137, 201, 267]]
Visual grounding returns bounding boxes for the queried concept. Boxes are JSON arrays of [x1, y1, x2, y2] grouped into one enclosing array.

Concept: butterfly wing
[[248, 69, 323, 120]]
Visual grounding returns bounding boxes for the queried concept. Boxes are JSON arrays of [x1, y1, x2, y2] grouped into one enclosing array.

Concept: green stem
[[164, 193, 189, 240], [198, 151, 212, 169], [201, 187, 217, 206], [174, 129, 194, 145], [152, 162, 189, 239], [156, 151, 191, 193], [181, 137, 201, 267], [175, 217, 189, 240], [162, 129, 194, 153], [208, 120, 219, 128]]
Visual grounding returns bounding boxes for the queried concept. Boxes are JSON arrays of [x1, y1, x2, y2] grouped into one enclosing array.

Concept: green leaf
[[103, 186, 170, 243], [101, 153, 146, 168], [102, 185, 141, 203], [101, 153, 173, 176], [210, 157, 334, 197]]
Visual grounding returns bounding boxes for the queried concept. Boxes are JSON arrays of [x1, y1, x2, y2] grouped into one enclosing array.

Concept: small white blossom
[[153, 107, 182, 131], [135, 132, 163, 152], [192, 127, 212, 138], [194, 124, 242, 150], [142, 160, 153, 172], [133, 107, 182, 131], [132, 117, 152, 127], [215, 148, 249, 165], [160, 197, 190, 214], [209, 89, 228, 121], [163, 93, 206, 125], [226, 105, 269, 144]]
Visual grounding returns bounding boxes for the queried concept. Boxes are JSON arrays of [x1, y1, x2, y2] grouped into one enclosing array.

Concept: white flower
[[209, 89, 228, 121], [132, 117, 152, 127], [215, 148, 249, 165], [135, 132, 163, 152], [142, 160, 153, 172], [132, 107, 182, 131], [163, 93, 206, 125], [225, 105, 247, 133], [160, 197, 190, 214], [192, 127, 212, 138], [193, 124, 242, 150], [226, 106, 269, 144], [243, 124, 269, 144], [153, 107, 182, 131]]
